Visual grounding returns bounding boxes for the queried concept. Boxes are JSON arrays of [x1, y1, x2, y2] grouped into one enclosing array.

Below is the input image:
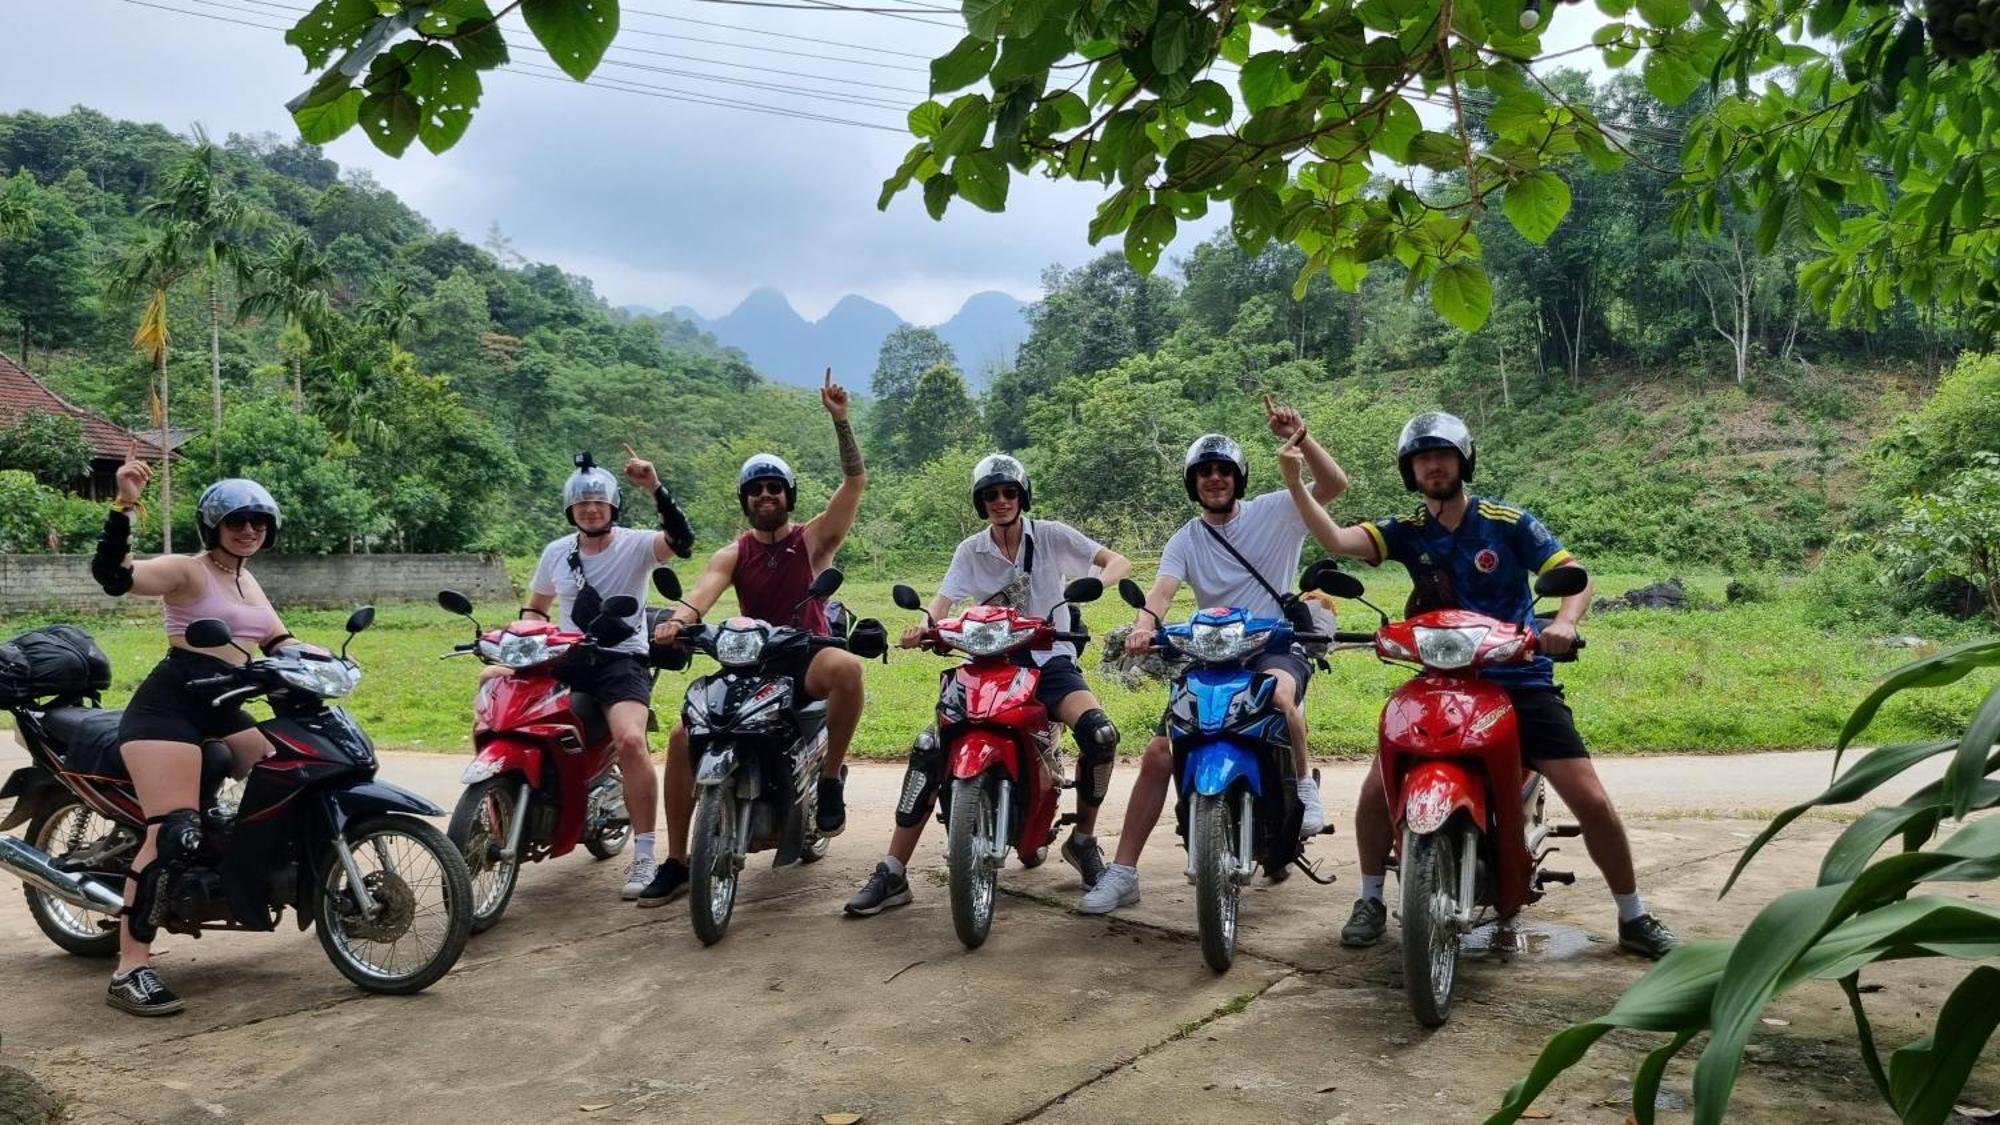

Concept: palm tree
[[110, 221, 196, 553], [317, 363, 396, 452], [239, 230, 332, 411], [357, 277, 426, 347], [142, 129, 247, 450]]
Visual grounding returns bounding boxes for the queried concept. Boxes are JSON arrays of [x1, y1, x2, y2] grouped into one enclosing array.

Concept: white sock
[[1360, 874, 1386, 903], [881, 855, 905, 876], [633, 833, 656, 863], [1298, 776, 1319, 802], [1614, 891, 1646, 922]]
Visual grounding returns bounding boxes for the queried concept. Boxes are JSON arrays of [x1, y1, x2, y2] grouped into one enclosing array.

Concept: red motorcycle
[[435, 589, 643, 933], [1325, 565, 1590, 1026], [891, 577, 1101, 948]]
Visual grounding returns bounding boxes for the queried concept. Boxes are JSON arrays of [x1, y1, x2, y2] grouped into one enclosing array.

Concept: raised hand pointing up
[[622, 442, 661, 493], [820, 367, 850, 421], [1263, 393, 1305, 441], [115, 439, 152, 505]]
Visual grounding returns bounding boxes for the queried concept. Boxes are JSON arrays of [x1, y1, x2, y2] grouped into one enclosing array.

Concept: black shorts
[[558, 651, 654, 708], [1024, 654, 1090, 714], [1508, 685, 1589, 764], [1154, 645, 1312, 737], [118, 649, 260, 746]]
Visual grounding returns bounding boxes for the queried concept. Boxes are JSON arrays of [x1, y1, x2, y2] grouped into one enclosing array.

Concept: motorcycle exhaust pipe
[[0, 833, 127, 914]]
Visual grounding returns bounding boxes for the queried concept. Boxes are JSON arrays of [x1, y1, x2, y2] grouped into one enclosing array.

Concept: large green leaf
[[1636, 0, 1690, 27], [1151, 7, 1195, 75], [1888, 966, 2000, 1125], [1501, 171, 1570, 243], [931, 35, 999, 94], [953, 151, 1009, 211], [962, 0, 1004, 40], [286, 0, 379, 68], [1431, 261, 1492, 331], [1124, 203, 1177, 273], [1231, 184, 1282, 253], [990, 17, 1070, 86], [358, 90, 420, 158], [1164, 135, 1246, 191], [1642, 48, 1701, 106], [1484, 93, 1547, 141], [293, 86, 364, 143], [1239, 51, 1303, 113], [427, 0, 508, 70], [1838, 638, 2000, 756], [1374, 96, 1421, 162], [1947, 679, 2000, 819], [935, 94, 992, 156], [1631, 1029, 1699, 1125], [522, 0, 620, 81], [404, 45, 483, 155], [1407, 131, 1463, 172], [922, 172, 955, 219]]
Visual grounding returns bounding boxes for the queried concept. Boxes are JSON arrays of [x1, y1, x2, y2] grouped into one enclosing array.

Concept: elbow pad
[[91, 510, 135, 596], [654, 485, 695, 559]]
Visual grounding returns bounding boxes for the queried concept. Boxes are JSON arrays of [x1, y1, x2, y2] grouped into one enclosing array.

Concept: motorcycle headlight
[[948, 618, 1033, 657], [1413, 625, 1489, 670], [1186, 620, 1259, 663], [483, 633, 571, 669], [276, 657, 362, 699], [715, 627, 767, 668], [1485, 636, 1526, 664]]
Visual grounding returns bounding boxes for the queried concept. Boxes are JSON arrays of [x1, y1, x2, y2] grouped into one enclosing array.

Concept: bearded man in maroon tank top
[[636, 369, 868, 906]]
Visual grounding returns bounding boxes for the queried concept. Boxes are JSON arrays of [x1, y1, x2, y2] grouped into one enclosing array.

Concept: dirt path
[[1, 743, 1988, 1124]]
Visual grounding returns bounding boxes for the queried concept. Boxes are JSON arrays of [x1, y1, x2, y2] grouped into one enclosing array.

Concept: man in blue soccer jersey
[[1301, 412, 1678, 959]]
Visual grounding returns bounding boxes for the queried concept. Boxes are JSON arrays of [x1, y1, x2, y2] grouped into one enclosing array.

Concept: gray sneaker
[[622, 855, 657, 900], [1340, 897, 1387, 947], [1618, 913, 1678, 959], [844, 862, 913, 917], [1076, 863, 1140, 914]]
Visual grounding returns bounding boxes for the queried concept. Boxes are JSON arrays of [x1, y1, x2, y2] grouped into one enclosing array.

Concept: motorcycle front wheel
[[316, 813, 473, 995], [446, 777, 522, 935], [946, 777, 998, 949], [1400, 824, 1462, 1027], [689, 786, 740, 945], [1191, 792, 1239, 973]]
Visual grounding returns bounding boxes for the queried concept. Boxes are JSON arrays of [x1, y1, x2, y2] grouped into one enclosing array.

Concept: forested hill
[[0, 99, 1989, 636]]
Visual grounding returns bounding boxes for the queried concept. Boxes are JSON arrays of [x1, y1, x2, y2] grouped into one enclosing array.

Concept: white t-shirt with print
[[1157, 490, 1308, 619], [529, 526, 659, 655], [937, 518, 1103, 665]]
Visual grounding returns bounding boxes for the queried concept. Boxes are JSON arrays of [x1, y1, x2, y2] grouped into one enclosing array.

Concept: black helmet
[[196, 478, 281, 551], [1396, 411, 1476, 491], [971, 453, 1031, 518], [737, 453, 797, 514], [1183, 434, 1248, 502], [563, 452, 622, 527]]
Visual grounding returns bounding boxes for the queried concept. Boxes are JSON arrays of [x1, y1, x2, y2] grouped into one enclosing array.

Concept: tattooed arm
[[808, 367, 866, 560]]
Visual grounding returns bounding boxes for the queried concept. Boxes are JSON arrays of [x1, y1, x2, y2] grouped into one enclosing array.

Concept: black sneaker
[[816, 776, 846, 836], [1619, 913, 1679, 959], [1060, 832, 1106, 889], [843, 862, 912, 917], [635, 859, 690, 909], [1340, 898, 1388, 947], [107, 966, 185, 1016]]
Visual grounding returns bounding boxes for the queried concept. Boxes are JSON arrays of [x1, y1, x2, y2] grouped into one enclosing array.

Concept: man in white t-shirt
[[520, 448, 692, 901], [1077, 398, 1350, 915], [843, 454, 1132, 916]]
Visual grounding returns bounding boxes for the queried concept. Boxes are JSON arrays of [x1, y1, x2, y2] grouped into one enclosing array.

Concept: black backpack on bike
[[0, 624, 113, 706]]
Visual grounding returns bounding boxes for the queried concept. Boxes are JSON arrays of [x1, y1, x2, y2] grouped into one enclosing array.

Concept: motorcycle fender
[[464, 739, 542, 788], [1184, 739, 1261, 798], [948, 730, 1015, 781], [0, 767, 63, 831], [325, 780, 447, 832], [695, 746, 738, 786], [1401, 761, 1485, 836]]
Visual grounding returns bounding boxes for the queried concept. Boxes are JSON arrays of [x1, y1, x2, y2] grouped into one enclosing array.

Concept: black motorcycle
[[653, 568, 886, 944], [0, 610, 474, 995]]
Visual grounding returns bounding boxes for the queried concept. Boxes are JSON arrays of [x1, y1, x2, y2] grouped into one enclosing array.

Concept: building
[[0, 350, 183, 499]]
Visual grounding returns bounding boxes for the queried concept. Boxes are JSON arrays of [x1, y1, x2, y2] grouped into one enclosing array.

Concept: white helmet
[[737, 453, 797, 513], [564, 452, 621, 527], [1182, 434, 1248, 502], [971, 453, 1031, 518]]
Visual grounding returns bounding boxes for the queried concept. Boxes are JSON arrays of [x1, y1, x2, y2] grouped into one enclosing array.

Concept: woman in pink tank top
[[86, 455, 305, 1016]]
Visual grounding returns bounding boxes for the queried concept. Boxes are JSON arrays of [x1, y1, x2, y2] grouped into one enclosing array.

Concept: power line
[[621, 10, 941, 61], [679, 0, 960, 25]]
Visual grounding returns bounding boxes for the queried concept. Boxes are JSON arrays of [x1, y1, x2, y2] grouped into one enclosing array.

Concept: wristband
[[261, 633, 298, 655], [520, 606, 550, 621]]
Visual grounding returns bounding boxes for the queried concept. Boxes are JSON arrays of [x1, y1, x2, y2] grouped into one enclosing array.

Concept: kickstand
[[1292, 855, 1339, 885]]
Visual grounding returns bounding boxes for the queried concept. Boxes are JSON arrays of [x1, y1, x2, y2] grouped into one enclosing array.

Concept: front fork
[[1183, 791, 1257, 884], [1451, 820, 1479, 930], [499, 781, 533, 863]]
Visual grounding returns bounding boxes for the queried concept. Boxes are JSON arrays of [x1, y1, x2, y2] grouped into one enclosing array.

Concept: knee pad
[[1072, 709, 1120, 807], [128, 809, 201, 943], [894, 725, 944, 828]]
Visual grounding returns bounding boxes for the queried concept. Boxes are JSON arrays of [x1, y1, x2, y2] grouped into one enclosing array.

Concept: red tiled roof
[[0, 351, 172, 461]]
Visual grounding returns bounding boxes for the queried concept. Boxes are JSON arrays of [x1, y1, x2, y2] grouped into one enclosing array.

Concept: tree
[[0, 413, 91, 486], [897, 364, 983, 469], [0, 172, 94, 361], [869, 325, 957, 466], [358, 277, 425, 346], [110, 219, 196, 553], [143, 130, 250, 449], [238, 228, 332, 410]]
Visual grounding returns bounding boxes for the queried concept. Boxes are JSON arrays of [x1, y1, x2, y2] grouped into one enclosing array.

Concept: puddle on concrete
[[1459, 920, 1600, 962]]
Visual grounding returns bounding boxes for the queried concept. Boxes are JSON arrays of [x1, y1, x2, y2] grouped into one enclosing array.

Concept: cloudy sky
[[1, 1, 1604, 323]]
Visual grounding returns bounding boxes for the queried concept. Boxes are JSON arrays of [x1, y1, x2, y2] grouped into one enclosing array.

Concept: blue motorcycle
[[1119, 571, 1343, 971]]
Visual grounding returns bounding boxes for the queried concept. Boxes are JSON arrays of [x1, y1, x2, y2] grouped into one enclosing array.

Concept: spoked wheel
[[946, 777, 999, 949], [689, 786, 740, 946], [582, 768, 631, 860], [446, 777, 523, 935], [1400, 824, 1463, 1027], [1191, 793, 1240, 973], [316, 814, 472, 995], [23, 798, 131, 957]]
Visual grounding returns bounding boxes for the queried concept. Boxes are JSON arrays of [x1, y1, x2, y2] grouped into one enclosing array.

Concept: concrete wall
[[0, 554, 514, 614]]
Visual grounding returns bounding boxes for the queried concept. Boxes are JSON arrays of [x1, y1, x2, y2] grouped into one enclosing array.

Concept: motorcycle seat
[[568, 691, 612, 746], [41, 706, 233, 794]]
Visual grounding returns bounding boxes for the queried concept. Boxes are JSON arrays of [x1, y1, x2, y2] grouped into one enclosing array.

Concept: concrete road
[[0, 738, 1988, 1125]]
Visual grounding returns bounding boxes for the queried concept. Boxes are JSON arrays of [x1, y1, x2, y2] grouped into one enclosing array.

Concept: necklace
[[206, 553, 240, 576]]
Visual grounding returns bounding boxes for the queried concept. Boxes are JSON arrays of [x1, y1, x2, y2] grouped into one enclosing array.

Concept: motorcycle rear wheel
[[689, 786, 739, 945], [1191, 793, 1239, 973], [446, 777, 522, 935], [582, 768, 631, 860], [23, 798, 128, 957], [946, 777, 998, 949], [1400, 824, 1461, 1027]]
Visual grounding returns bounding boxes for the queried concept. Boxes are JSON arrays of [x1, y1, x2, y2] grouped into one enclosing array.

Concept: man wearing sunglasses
[[639, 369, 869, 907], [1077, 397, 1349, 915], [844, 454, 1132, 916]]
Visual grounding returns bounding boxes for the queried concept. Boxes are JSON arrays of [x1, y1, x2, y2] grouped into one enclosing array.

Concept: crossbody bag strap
[[1199, 519, 1289, 611]]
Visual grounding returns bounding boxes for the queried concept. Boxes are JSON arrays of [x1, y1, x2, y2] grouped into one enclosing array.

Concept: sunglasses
[[978, 485, 1021, 503], [744, 480, 788, 498], [1193, 463, 1236, 480], [221, 513, 273, 532]]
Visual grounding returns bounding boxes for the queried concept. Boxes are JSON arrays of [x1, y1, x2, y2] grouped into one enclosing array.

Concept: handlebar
[[186, 673, 237, 692], [1332, 631, 1376, 644]]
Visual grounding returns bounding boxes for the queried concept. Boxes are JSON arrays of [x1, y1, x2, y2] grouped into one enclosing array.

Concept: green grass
[[3, 572, 1986, 757]]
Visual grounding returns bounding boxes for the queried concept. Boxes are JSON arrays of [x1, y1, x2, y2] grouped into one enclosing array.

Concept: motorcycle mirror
[[1534, 566, 1589, 600], [1307, 562, 1365, 600], [892, 584, 922, 611], [184, 618, 235, 651], [436, 590, 474, 617], [345, 605, 376, 634], [848, 618, 889, 661], [592, 617, 637, 647], [1063, 577, 1104, 604], [808, 568, 845, 599], [1117, 578, 1147, 610], [652, 568, 682, 602], [600, 595, 640, 620]]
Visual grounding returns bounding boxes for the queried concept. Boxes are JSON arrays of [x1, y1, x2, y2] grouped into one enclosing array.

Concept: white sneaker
[[1298, 778, 1325, 837], [1076, 863, 1140, 914], [622, 856, 657, 900]]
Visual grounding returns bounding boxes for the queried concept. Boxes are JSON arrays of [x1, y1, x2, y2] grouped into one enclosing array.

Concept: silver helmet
[[737, 453, 797, 513], [563, 453, 622, 527], [1395, 411, 1476, 491], [971, 453, 1031, 518], [197, 478, 281, 550], [1182, 434, 1248, 502]]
